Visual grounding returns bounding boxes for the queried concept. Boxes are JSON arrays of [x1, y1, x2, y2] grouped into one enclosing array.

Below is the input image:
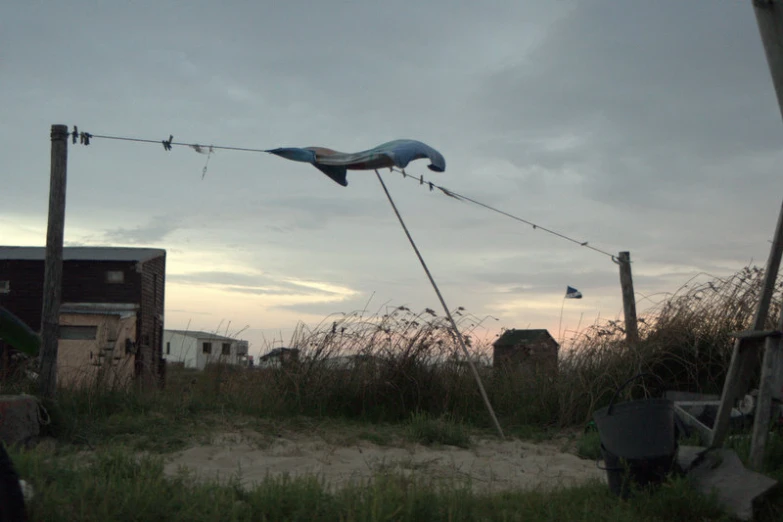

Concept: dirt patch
[[164, 431, 606, 492]]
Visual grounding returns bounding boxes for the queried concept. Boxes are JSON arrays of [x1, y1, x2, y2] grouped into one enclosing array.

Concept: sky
[[2, 1, 782, 358]]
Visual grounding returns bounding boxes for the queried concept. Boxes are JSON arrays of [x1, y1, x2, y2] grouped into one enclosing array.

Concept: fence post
[[617, 251, 640, 346], [39, 124, 69, 399]]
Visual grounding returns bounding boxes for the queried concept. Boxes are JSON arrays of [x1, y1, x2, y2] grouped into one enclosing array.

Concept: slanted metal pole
[[375, 170, 505, 440], [39, 125, 69, 399]]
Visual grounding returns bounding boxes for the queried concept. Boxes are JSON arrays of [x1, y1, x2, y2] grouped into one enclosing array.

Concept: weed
[[405, 411, 471, 448], [577, 431, 602, 461]]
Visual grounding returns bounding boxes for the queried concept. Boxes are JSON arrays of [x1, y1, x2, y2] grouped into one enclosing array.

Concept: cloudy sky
[[3, 1, 782, 357]]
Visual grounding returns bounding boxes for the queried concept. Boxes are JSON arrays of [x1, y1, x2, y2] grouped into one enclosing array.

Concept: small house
[[492, 329, 559, 374], [0, 246, 166, 389], [164, 330, 249, 370], [257, 347, 299, 368]]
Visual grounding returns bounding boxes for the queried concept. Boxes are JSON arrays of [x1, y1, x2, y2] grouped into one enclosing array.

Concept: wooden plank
[[730, 329, 781, 340], [749, 333, 781, 469], [673, 403, 715, 443], [38, 124, 69, 399]]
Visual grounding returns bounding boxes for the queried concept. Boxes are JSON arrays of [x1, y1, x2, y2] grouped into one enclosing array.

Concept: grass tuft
[[405, 411, 471, 448], [577, 430, 602, 461]]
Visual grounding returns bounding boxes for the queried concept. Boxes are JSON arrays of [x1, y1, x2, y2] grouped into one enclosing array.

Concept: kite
[[266, 139, 446, 186]]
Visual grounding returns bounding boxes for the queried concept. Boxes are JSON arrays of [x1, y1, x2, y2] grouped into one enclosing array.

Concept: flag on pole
[[565, 286, 583, 299]]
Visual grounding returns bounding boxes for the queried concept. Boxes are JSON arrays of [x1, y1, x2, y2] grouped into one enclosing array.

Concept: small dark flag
[[566, 286, 583, 299]]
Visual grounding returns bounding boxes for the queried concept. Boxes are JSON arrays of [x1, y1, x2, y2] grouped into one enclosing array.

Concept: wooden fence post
[[617, 251, 640, 346], [39, 124, 69, 399]]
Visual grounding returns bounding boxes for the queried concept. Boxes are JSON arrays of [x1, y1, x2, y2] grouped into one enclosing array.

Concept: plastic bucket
[[594, 374, 677, 495], [593, 374, 676, 460], [599, 444, 676, 498]]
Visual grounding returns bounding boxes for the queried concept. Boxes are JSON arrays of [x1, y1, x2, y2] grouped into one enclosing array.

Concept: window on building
[[222, 343, 231, 356], [0, 281, 9, 294], [59, 325, 98, 340], [202, 342, 212, 354], [166, 342, 171, 355], [106, 270, 124, 284]]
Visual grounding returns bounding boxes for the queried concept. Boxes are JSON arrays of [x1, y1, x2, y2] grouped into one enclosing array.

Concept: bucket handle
[[595, 458, 626, 472], [606, 373, 664, 415]]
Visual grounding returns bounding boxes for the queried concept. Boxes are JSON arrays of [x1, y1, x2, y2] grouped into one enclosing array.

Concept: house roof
[[165, 329, 245, 343], [0, 246, 165, 263], [493, 329, 558, 347], [60, 302, 139, 318], [259, 347, 299, 361]]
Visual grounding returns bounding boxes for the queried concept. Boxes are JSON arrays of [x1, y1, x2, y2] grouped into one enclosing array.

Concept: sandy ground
[[163, 431, 606, 493]]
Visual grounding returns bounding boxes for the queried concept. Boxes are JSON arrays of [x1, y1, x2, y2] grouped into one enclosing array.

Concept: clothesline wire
[[75, 128, 619, 262], [390, 167, 617, 260], [86, 133, 271, 154]]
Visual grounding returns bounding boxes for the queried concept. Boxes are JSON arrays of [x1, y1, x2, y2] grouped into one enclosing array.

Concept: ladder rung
[[730, 329, 782, 340]]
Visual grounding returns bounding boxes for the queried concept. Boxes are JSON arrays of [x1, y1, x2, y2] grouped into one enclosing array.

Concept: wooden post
[[38, 124, 69, 399], [711, 0, 783, 449], [750, 332, 783, 470], [755, 0, 783, 122], [617, 252, 639, 346], [745, 0, 783, 466], [711, 198, 783, 448]]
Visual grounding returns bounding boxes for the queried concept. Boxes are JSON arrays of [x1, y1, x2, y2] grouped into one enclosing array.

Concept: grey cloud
[[272, 299, 373, 318], [96, 215, 182, 245], [168, 270, 353, 298], [473, 0, 782, 209]]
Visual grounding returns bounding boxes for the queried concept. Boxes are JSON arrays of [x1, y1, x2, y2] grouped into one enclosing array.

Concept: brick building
[[0, 246, 166, 389], [492, 329, 559, 375]]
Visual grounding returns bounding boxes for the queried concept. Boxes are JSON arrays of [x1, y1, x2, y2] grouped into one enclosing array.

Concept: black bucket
[[599, 444, 677, 498], [593, 374, 677, 495]]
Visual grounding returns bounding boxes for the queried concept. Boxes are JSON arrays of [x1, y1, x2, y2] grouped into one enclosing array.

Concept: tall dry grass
[[21, 263, 783, 445], [556, 265, 783, 424]]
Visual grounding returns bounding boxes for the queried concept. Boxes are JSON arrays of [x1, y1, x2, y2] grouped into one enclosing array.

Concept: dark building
[[0, 246, 166, 389], [257, 347, 300, 368], [492, 328, 559, 374]]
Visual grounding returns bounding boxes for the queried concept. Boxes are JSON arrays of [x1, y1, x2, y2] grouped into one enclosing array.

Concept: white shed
[[163, 330, 249, 370]]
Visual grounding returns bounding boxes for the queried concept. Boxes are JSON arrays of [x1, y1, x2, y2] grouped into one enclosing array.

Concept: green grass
[[357, 430, 395, 446], [405, 411, 471, 448], [577, 431, 602, 461], [9, 446, 735, 522]]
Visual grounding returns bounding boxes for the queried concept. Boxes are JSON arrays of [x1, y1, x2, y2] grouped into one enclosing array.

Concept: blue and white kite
[[267, 139, 446, 186]]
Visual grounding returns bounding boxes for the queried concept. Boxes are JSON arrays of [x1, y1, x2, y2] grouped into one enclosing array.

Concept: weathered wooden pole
[[711, 1, 783, 450], [747, 0, 783, 467], [755, 0, 783, 121], [711, 199, 783, 449], [617, 251, 640, 346], [39, 124, 69, 399]]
